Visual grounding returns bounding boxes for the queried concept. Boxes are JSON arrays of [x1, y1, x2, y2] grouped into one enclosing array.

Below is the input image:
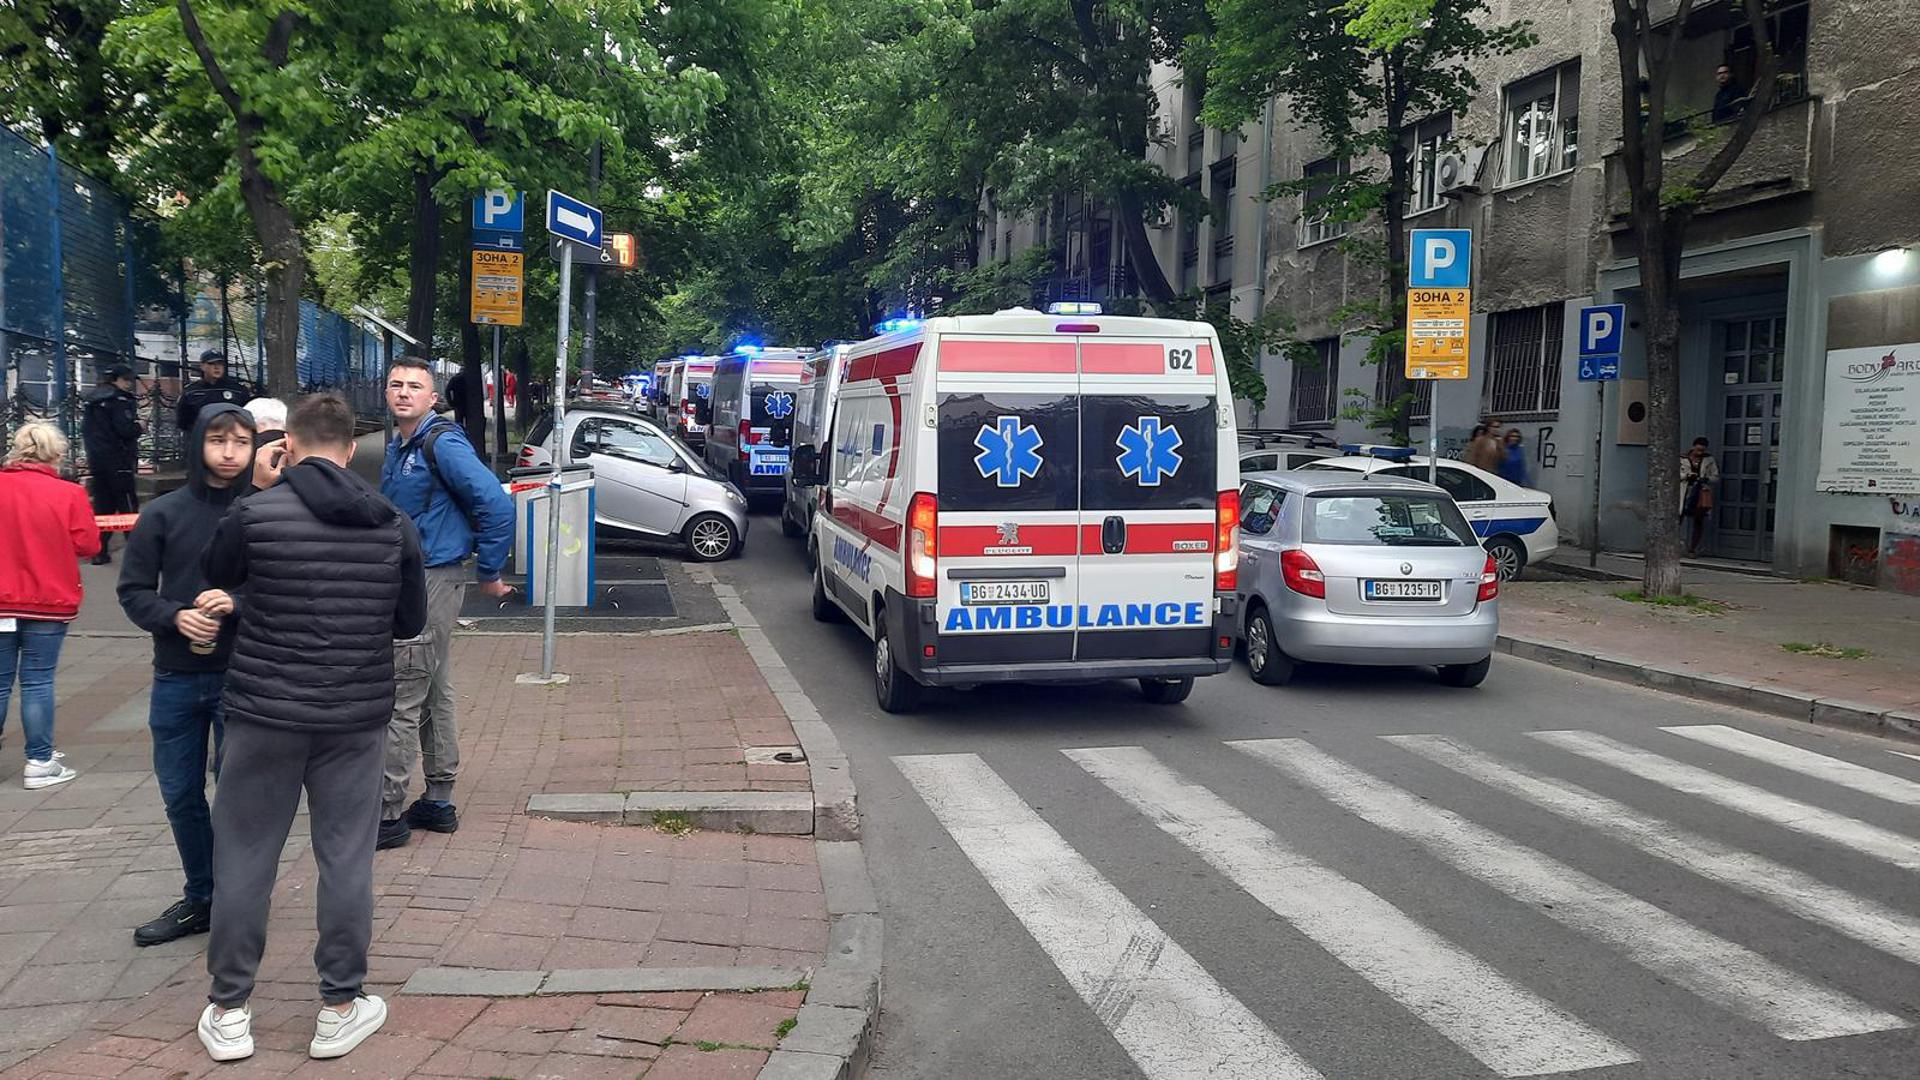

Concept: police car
[[789, 304, 1241, 712], [706, 347, 811, 502], [1301, 448, 1558, 580]]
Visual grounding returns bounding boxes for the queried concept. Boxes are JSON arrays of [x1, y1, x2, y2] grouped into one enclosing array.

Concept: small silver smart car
[[1235, 470, 1499, 687]]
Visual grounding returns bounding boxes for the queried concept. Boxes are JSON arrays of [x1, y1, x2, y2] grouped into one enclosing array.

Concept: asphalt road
[[725, 512, 1920, 1079]]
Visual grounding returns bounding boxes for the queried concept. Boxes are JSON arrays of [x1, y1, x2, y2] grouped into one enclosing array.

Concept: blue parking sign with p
[[472, 190, 523, 234], [1409, 229, 1472, 288], [1579, 304, 1624, 356]]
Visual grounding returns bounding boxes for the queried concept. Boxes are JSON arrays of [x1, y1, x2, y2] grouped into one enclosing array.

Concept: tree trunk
[[406, 168, 444, 354], [1380, 51, 1412, 444], [1116, 190, 1177, 306], [1637, 219, 1688, 596]]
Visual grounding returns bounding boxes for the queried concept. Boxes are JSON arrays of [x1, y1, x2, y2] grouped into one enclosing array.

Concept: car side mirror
[[667, 459, 687, 474], [791, 444, 820, 487]]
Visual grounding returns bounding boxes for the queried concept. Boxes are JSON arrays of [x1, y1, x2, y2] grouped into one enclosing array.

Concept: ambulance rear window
[[938, 392, 1080, 511], [1081, 394, 1217, 511]]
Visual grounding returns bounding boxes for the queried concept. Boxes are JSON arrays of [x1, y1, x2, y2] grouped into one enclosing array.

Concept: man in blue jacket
[[377, 355, 514, 849]]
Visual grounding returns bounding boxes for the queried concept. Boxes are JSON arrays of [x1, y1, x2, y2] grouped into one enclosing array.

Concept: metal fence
[[1, 126, 385, 473]]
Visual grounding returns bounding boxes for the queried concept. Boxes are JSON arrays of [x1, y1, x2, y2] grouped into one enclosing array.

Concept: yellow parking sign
[[471, 249, 524, 326], [1406, 287, 1470, 380]]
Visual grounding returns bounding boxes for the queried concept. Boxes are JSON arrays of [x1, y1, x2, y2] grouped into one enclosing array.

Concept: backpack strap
[[420, 426, 451, 493]]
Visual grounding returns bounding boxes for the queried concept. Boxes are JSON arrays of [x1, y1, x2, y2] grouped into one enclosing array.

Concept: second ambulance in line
[[791, 304, 1241, 712]]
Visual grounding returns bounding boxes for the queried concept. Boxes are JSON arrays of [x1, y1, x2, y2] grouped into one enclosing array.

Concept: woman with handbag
[[1678, 437, 1720, 557]]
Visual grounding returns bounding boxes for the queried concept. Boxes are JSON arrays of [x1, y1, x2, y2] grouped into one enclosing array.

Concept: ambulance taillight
[[906, 493, 938, 598], [1215, 489, 1240, 592]]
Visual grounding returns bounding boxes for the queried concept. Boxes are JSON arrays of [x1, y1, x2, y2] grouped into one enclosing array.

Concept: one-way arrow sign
[[545, 189, 603, 251]]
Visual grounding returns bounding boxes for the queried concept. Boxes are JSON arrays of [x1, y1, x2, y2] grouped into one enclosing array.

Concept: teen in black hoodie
[[116, 403, 255, 947]]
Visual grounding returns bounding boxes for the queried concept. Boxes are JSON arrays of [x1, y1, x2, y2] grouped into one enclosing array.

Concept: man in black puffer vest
[[194, 393, 426, 1065]]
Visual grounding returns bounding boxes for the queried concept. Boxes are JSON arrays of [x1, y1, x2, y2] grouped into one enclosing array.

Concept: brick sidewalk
[[0, 621, 825, 1079], [1503, 574, 1920, 717]]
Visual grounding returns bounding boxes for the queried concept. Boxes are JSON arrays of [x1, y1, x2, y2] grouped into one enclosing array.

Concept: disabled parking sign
[[1577, 304, 1623, 381]]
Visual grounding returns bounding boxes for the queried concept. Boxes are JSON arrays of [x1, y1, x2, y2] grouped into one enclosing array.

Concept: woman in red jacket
[[0, 421, 102, 789]]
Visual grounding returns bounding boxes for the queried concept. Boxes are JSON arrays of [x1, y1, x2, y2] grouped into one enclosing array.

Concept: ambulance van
[[670, 355, 718, 447], [650, 358, 682, 423], [790, 306, 1241, 712], [782, 343, 852, 538], [707, 347, 811, 501]]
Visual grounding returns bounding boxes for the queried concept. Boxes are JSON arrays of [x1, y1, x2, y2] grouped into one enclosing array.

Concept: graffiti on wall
[[1891, 496, 1920, 522]]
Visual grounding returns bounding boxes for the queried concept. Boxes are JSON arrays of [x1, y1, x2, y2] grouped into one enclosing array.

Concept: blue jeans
[[150, 670, 226, 906], [0, 619, 68, 763]]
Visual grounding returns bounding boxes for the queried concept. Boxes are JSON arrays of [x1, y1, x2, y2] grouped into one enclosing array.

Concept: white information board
[[1817, 343, 1920, 494]]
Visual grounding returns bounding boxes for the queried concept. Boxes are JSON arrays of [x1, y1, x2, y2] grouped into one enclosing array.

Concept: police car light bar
[[1045, 301, 1103, 316], [1341, 444, 1416, 462]]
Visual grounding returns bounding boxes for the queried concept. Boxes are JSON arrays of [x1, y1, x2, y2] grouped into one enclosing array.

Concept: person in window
[[1679, 437, 1720, 557], [1498, 429, 1531, 486], [1711, 64, 1748, 124]]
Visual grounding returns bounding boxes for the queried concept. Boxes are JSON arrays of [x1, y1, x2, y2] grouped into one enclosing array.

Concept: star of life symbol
[[996, 522, 1021, 545], [695, 383, 711, 399], [974, 415, 1044, 488], [1116, 416, 1183, 486], [764, 391, 795, 419]]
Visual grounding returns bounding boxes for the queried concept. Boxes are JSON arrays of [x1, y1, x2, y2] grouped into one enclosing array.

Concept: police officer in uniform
[[176, 351, 254, 435]]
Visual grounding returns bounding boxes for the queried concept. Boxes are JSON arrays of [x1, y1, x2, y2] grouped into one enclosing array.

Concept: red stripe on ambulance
[[939, 524, 1079, 557], [1077, 522, 1214, 555], [847, 344, 921, 384], [936, 339, 1075, 374]]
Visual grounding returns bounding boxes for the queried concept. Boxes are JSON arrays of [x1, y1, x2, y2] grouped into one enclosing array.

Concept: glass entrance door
[[1714, 315, 1786, 562]]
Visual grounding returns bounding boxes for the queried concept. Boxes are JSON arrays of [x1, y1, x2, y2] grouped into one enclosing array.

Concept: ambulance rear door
[[931, 332, 1081, 665], [1074, 327, 1222, 662]]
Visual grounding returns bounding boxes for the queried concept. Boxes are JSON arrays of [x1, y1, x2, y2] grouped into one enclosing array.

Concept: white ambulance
[[790, 305, 1241, 712], [669, 355, 718, 447]]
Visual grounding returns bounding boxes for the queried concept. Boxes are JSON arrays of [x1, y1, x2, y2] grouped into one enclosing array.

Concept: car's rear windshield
[[1304, 492, 1476, 547], [526, 415, 553, 448], [751, 382, 798, 427]]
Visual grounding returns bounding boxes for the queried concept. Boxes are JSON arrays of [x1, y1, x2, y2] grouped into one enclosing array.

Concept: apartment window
[[1375, 359, 1433, 421], [1404, 113, 1453, 215], [1179, 174, 1201, 292], [1290, 337, 1340, 426], [1003, 229, 1014, 263], [1210, 156, 1237, 281], [1300, 157, 1348, 247], [1729, 2, 1811, 107], [1504, 62, 1580, 185], [1486, 303, 1566, 417]]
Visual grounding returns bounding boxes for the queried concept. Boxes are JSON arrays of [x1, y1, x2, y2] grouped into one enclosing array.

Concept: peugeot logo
[[1400, 562, 1414, 576], [997, 522, 1021, 545]]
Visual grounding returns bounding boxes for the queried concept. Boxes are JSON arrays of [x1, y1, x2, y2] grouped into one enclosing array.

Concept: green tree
[[1199, 0, 1530, 440]]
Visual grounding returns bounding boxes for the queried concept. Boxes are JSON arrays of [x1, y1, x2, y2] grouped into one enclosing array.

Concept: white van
[[791, 307, 1241, 712], [650, 358, 682, 423], [707, 348, 811, 500], [782, 343, 852, 538], [669, 356, 717, 447]]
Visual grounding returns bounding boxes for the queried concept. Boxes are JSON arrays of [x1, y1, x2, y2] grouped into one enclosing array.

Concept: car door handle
[[1101, 515, 1126, 554]]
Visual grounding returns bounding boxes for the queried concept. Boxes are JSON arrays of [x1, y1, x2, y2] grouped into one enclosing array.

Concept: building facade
[[978, 0, 1920, 588]]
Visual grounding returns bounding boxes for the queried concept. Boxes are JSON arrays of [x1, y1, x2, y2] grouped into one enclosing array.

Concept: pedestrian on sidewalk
[[174, 351, 253, 435], [116, 403, 256, 947], [1498, 429, 1531, 486], [1680, 436, 1720, 557], [82, 365, 143, 565], [0, 422, 101, 789], [377, 355, 514, 850], [1465, 418, 1504, 472], [246, 397, 289, 491], [196, 392, 427, 1064]]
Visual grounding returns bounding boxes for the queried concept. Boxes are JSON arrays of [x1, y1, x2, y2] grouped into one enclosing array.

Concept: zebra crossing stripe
[[1390, 734, 1920, 967], [1065, 746, 1638, 1077], [1530, 730, 1920, 871], [892, 753, 1324, 1080], [1229, 738, 1906, 1041], [1663, 725, 1920, 806]]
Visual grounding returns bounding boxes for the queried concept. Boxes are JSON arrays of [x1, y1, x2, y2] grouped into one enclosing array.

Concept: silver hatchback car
[[1235, 471, 1499, 687], [517, 407, 750, 561]]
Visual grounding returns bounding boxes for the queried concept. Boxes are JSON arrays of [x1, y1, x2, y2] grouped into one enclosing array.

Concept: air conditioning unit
[[1437, 145, 1490, 197]]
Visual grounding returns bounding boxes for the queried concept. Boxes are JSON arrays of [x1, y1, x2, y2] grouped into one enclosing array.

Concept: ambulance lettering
[[944, 601, 1207, 632], [832, 536, 873, 581]]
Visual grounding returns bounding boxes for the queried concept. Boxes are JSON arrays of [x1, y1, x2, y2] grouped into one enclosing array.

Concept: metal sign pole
[[543, 254, 572, 680], [1429, 380, 1439, 486], [1590, 380, 1605, 568], [490, 325, 504, 475]]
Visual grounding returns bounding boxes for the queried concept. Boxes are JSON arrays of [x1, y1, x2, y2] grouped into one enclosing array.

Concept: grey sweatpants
[[383, 564, 468, 818], [207, 721, 384, 1008]]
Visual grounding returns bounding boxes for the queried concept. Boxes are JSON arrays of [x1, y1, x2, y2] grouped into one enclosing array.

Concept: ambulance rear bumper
[[887, 590, 1235, 687]]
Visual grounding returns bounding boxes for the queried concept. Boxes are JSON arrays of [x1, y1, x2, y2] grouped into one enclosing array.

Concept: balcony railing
[[1606, 92, 1815, 221]]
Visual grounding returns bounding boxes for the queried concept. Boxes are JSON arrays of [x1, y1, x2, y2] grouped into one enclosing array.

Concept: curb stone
[[1497, 633, 1920, 743], [700, 569, 883, 1080]]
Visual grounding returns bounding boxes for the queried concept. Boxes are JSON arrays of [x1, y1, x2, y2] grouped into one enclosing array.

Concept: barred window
[[1486, 303, 1565, 417], [1290, 338, 1340, 426], [1375, 354, 1433, 421]]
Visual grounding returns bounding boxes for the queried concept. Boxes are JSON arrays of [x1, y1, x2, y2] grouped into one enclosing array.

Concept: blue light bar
[[1046, 301, 1103, 316], [735, 344, 763, 355], [873, 317, 922, 335], [1341, 444, 1416, 462]]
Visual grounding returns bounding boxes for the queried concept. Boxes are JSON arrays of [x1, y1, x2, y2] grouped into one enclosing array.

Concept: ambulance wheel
[[811, 562, 841, 623], [684, 514, 739, 562], [1244, 609, 1295, 687], [1139, 677, 1194, 705], [873, 611, 922, 713]]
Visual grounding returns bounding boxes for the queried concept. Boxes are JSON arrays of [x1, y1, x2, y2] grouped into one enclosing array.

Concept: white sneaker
[[23, 756, 77, 790], [198, 1003, 254, 1061], [309, 994, 387, 1059]]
